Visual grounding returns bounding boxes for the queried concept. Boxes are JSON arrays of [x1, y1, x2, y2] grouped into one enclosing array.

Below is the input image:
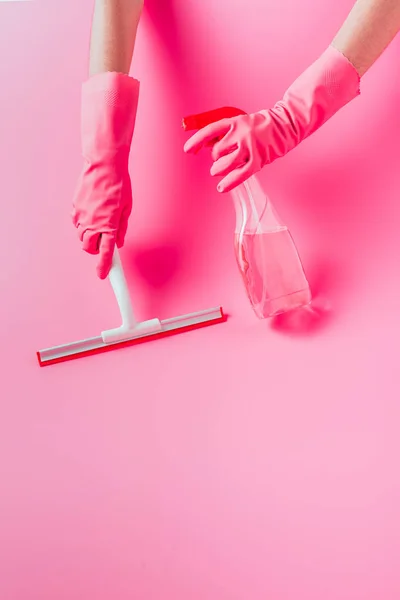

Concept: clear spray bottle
[[183, 107, 311, 319], [232, 174, 311, 318]]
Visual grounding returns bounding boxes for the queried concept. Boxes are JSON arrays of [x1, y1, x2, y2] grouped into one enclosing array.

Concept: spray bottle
[[183, 107, 311, 318]]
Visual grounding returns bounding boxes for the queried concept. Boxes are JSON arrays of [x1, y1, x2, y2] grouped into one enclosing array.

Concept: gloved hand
[[184, 46, 360, 193], [72, 72, 139, 279]]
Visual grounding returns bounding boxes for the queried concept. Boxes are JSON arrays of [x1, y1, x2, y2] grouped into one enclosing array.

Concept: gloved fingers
[[116, 224, 128, 249], [210, 147, 246, 178], [116, 207, 131, 248], [210, 130, 241, 162], [75, 223, 85, 243], [97, 233, 116, 279], [183, 119, 232, 154], [71, 208, 79, 229], [81, 229, 101, 254], [217, 160, 254, 193], [205, 135, 223, 148], [116, 199, 133, 248]]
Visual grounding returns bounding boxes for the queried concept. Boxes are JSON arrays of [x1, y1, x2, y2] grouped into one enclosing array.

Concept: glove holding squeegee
[[39, 77, 225, 367], [37, 0, 225, 366], [72, 71, 139, 280]]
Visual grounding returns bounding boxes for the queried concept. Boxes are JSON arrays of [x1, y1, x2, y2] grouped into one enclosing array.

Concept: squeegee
[[37, 249, 225, 366]]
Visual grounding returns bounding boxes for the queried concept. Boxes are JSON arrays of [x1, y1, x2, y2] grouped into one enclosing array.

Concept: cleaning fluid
[[232, 174, 310, 318]]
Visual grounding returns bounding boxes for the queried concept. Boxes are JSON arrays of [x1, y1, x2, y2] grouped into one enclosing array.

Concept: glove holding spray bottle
[[183, 107, 311, 318], [183, 46, 360, 318]]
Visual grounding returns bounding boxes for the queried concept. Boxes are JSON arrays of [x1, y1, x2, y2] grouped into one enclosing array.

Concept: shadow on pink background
[[1, 0, 400, 598]]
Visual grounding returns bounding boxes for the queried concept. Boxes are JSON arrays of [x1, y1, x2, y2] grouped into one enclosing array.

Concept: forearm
[[333, 0, 400, 76], [89, 0, 144, 76]]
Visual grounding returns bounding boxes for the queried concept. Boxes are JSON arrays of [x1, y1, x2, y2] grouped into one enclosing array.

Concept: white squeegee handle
[[101, 248, 162, 344], [108, 247, 137, 329]]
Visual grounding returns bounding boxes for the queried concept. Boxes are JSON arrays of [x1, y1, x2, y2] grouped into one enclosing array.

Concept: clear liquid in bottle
[[232, 176, 311, 318]]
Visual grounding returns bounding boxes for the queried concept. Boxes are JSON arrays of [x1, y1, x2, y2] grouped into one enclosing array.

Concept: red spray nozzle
[[182, 106, 246, 132]]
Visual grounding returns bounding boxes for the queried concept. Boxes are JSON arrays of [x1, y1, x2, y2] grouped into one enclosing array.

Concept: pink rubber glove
[[184, 46, 360, 193], [72, 72, 139, 279]]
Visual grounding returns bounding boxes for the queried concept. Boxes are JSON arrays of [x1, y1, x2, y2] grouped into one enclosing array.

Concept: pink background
[[2, 0, 400, 597]]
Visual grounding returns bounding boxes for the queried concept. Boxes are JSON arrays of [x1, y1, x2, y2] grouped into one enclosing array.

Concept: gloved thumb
[[116, 206, 131, 248], [96, 233, 116, 280]]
